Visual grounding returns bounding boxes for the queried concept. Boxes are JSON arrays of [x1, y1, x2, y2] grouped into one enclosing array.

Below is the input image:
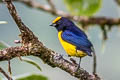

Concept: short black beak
[[50, 24, 53, 26], [49, 23, 56, 27]]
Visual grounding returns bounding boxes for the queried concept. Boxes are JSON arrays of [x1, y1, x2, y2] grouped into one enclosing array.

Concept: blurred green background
[[0, 0, 120, 80]]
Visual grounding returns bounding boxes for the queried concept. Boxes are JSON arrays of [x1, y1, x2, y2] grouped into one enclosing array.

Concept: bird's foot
[[70, 58, 77, 64], [75, 65, 80, 72]]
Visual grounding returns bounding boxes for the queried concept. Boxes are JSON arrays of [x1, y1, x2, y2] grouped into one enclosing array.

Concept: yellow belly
[[58, 31, 87, 57]]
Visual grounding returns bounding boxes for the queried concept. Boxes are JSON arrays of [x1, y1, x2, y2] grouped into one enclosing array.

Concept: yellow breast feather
[[58, 31, 87, 57]]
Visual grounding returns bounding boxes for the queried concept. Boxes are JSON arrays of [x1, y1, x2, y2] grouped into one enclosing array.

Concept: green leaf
[[0, 41, 8, 50], [0, 21, 7, 24], [16, 74, 48, 80], [22, 57, 42, 71], [64, 0, 102, 16]]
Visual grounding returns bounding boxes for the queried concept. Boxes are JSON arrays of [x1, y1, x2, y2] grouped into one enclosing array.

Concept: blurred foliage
[[22, 57, 42, 71], [64, 0, 102, 16], [0, 42, 7, 50], [0, 21, 7, 24], [115, 0, 120, 6], [16, 74, 48, 80]]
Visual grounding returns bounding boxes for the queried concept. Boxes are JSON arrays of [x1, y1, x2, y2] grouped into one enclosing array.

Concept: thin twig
[[8, 60, 12, 76], [0, 66, 12, 80]]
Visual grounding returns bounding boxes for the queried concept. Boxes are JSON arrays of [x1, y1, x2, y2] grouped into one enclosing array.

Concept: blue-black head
[[50, 17, 75, 31]]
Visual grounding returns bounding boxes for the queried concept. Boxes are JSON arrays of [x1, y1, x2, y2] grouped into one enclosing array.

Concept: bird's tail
[[91, 46, 97, 75]]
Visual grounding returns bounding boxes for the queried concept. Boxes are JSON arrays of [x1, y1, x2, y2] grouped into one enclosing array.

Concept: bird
[[50, 16, 95, 71]]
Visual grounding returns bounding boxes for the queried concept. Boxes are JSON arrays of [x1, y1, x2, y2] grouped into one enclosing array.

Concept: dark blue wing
[[62, 30, 93, 56], [70, 25, 88, 39]]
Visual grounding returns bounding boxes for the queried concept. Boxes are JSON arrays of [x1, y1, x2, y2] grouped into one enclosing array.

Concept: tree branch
[[13, 0, 120, 27], [46, 0, 56, 14], [11, 0, 120, 41], [2, 0, 39, 46], [0, 46, 100, 80], [1, 0, 101, 80]]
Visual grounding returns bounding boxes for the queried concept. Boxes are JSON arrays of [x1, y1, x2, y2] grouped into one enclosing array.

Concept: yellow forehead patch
[[52, 17, 61, 23]]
